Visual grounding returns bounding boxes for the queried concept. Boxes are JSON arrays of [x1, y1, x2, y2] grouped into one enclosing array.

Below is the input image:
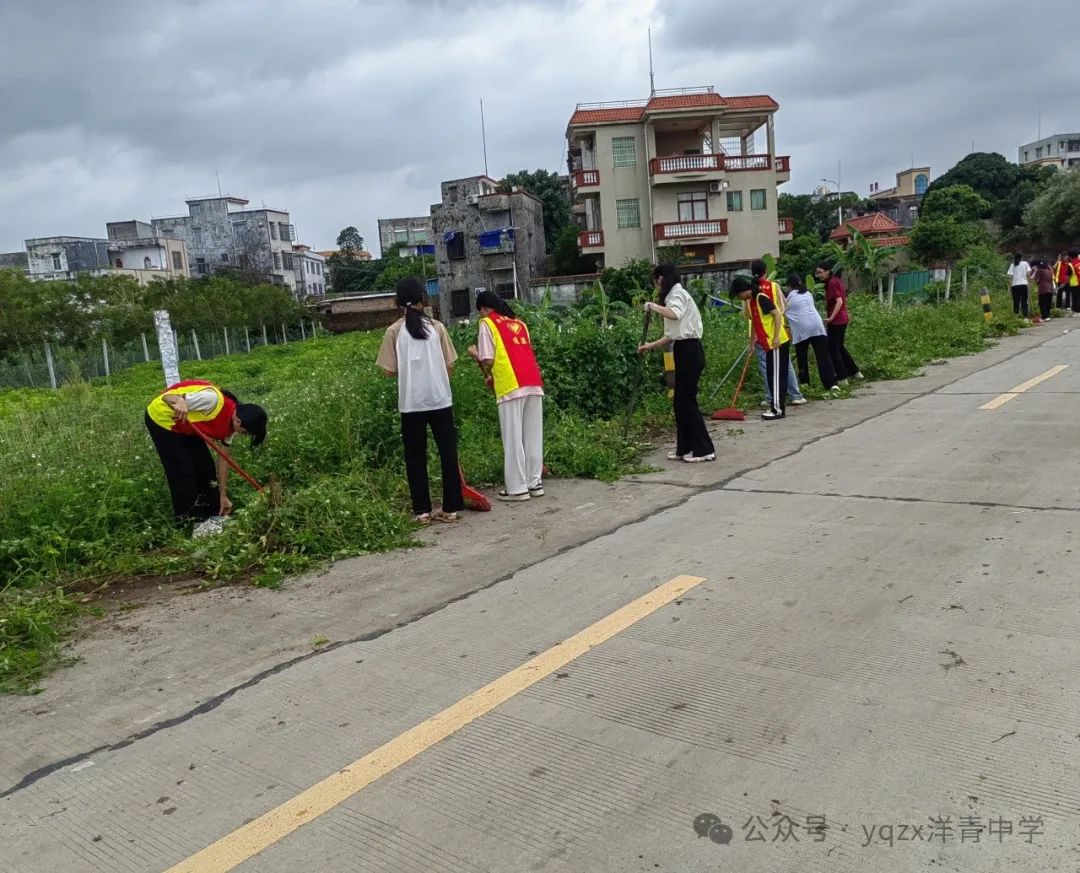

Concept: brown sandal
[[433, 510, 460, 523]]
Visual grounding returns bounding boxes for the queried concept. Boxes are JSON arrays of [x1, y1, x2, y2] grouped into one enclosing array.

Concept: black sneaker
[[761, 410, 786, 421]]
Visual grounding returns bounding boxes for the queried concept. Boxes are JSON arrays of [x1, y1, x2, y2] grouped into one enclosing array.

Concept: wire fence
[[0, 320, 325, 390]]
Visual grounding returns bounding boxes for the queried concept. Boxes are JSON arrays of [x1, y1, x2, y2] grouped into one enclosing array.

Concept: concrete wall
[[26, 238, 111, 275], [431, 176, 546, 322], [106, 220, 155, 241], [377, 216, 433, 256], [111, 244, 166, 270], [526, 274, 597, 306], [315, 294, 398, 332], [593, 123, 654, 267], [0, 252, 28, 273]]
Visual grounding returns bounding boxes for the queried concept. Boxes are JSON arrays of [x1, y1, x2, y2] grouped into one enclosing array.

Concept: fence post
[[962, 266, 968, 297], [281, 323, 288, 344], [141, 332, 150, 362], [300, 320, 307, 341], [944, 268, 953, 301], [245, 328, 251, 353], [155, 310, 182, 386], [223, 326, 230, 356], [262, 324, 269, 346], [44, 341, 57, 389], [102, 337, 111, 377], [887, 273, 896, 307], [191, 329, 202, 361]]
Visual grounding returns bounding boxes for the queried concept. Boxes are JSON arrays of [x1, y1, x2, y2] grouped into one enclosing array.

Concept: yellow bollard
[[663, 350, 675, 398], [980, 287, 993, 322]]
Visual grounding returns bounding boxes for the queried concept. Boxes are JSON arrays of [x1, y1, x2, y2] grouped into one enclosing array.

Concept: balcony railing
[[653, 219, 728, 241], [479, 240, 516, 255], [778, 218, 794, 235], [649, 154, 723, 175], [579, 230, 604, 248], [648, 154, 793, 175], [573, 169, 600, 188]]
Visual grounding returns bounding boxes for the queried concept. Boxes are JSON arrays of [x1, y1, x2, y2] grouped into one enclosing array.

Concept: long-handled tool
[[706, 345, 750, 406], [621, 310, 653, 442], [459, 464, 491, 512], [711, 340, 753, 422], [189, 422, 265, 492]]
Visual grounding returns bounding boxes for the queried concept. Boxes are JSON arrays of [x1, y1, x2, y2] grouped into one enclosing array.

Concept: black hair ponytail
[[395, 278, 430, 340]]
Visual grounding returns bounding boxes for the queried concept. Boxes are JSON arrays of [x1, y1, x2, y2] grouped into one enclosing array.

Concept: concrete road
[[3, 325, 1079, 872]]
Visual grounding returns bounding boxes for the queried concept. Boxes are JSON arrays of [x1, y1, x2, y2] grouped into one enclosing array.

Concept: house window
[[279, 223, 291, 242], [446, 232, 466, 260], [414, 230, 428, 244], [1024, 151, 1029, 162], [394, 229, 408, 243], [1069, 139, 1080, 152], [172, 251, 184, 270], [1036, 147, 1043, 158], [51, 253, 62, 270], [750, 189, 767, 210], [273, 252, 282, 270], [270, 223, 278, 240], [726, 191, 743, 212], [677, 191, 708, 221], [915, 174, 929, 196], [144, 256, 153, 269], [451, 288, 470, 317], [195, 257, 208, 275], [612, 136, 637, 168], [220, 253, 229, 263], [447, 186, 459, 203], [282, 251, 295, 270], [616, 198, 641, 228]]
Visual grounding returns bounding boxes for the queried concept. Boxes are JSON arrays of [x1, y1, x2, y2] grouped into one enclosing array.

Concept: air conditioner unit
[[466, 194, 481, 206], [708, 181, 724, 193]]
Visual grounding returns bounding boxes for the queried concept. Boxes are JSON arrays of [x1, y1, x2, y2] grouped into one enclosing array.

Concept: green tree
[[779, 191, 870, 242], [909, 217, 982, 269], [919, 184, 990, 223], [336, 226, 364, 253], [597, 258, 653, 304], [500, 169, 571, 252], [551, 224, 591, 276], [1019, 169, 1080, 247], [777, 234, 829, 284], [372, 255, 435, 292], [927, 153, 1022, 209]]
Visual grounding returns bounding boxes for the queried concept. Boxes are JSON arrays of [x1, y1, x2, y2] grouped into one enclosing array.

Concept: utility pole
[[480, 99, 489, 177], [648, 28, 656, 96]]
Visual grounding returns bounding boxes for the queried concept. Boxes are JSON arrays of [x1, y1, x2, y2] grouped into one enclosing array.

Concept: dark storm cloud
[[0, 0, 1075, 252]]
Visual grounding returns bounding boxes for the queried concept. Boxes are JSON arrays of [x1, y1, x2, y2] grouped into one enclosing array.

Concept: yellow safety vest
[[147, 382, 226, 431]]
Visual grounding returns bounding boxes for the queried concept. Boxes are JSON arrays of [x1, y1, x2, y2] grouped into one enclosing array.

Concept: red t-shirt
[[825, 277, 849, 326]]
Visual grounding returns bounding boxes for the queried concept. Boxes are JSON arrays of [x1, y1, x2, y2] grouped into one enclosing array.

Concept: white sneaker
[[829, 385, 841, 393], [192, 516, 226, 538], [791, 398, 808, 405], [497, 490, 530, 502], [667, 451, 686, 460], [683, 453, 716, 463], [759, 400, 771, 408], [854, 372, 865, 380]]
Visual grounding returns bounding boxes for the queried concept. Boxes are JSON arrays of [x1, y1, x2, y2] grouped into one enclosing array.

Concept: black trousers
[[1056, 284, 1071, 310], [1038, 293, 1053, 319], [672, 339, 715, 458], [145, 412, 217, 522], [1072, 285, 1080, 314], [401, 406, 464, 515], [1010, 285, 1029, 317], [764, 342, 791, 415], [795, 334, 838, 389], [827, 323, 860, 381]]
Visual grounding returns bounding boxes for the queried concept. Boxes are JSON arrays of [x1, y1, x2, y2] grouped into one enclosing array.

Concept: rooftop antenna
[[648, 28, 656, 95], [216, 170, 223, 199], [480, 98, 489, 177], [1038, 107, 1042, 140]]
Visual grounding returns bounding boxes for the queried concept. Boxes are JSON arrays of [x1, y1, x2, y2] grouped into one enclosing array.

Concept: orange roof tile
[[723, 95, 779, 110], [869, 235, 910, 248], [829, 213, 904, 240], [568, 106, 645, 126], [645, 92, 726, 111]]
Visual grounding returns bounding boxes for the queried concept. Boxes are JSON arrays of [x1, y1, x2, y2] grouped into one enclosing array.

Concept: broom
[[189, 423, 265, 492], [621, 310, 654, 443], [459, 464, 491, 512], [711, 340, 753, 421]]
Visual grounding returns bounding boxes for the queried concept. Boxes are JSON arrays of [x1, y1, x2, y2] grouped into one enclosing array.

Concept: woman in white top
[[638, 263, 716, 462], [1006, 253, 1032, 319], [376, 278, 463, 524], [785, 272, 840, 392]]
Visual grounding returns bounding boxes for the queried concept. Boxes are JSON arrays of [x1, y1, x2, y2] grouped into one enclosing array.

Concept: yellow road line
[[165, 573, 707, 873], [980, 365, 1068, 410]]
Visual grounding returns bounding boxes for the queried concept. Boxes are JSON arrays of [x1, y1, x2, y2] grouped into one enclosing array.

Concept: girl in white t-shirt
[[1006, 253, 1032, 320], [376, 278, 463, 524]]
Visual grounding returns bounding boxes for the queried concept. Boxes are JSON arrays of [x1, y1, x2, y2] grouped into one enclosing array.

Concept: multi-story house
[[150, 196, 297, 291], [565, 87, 793, 269], [292, 244, 328, 297], [1019, 133, 1080, 169], [868, 167, 931, 228], [377, 216, 434, 258], [430, 175, 547, 321], [24, 220, 189, 284]]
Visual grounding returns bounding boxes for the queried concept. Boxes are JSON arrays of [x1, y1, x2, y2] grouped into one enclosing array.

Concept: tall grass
[[0, 291, 1021, 691]]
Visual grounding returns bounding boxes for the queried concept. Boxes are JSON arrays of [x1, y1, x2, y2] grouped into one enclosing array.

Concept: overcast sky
[[1, 0, 1075, 255]]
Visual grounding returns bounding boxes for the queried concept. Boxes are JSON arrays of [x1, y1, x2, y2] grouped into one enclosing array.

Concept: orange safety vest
[[1071, 258, 1080, 288], [147, 380, 236, 440], [482, 314, 544, 399], [1054, 259, 1070, 285]]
